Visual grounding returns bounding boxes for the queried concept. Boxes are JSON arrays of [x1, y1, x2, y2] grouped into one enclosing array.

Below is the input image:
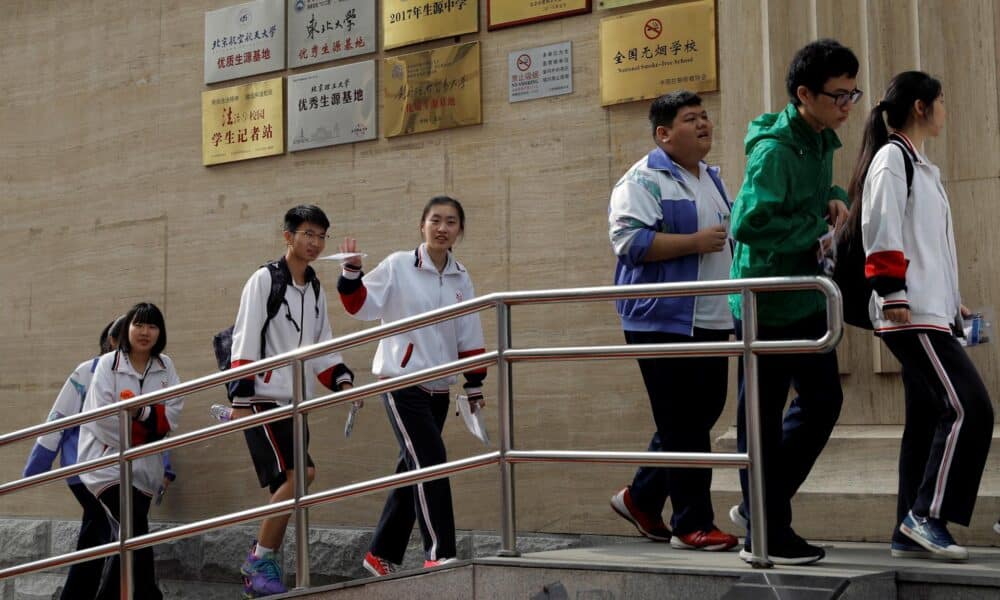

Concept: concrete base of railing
[[0, 518, 639, 599]]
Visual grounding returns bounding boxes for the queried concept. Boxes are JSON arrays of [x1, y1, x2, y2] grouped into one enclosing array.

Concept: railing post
[[292, 359, 310, 589], [118, 406, 134, 599], [496, 301, 519, 557], [741, 288, 772, 569]]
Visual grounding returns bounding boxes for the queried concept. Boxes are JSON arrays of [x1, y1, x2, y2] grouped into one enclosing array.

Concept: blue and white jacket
[[609, 148, 730, 335]]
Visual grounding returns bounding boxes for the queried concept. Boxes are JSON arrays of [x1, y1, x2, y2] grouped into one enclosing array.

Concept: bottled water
[[210, 404, 233, 422]]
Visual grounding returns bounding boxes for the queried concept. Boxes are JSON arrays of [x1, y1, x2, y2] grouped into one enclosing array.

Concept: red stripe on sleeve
[[340, 287, 368, 315], [153, 405, 171, 437], [865, 250, 907, 280], [458, 348, 487, 375], [317, 366, 334, 390], [230, 358, 255, 381]]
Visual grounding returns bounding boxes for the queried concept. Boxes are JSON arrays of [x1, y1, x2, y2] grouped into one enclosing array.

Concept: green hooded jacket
[[728, 103, 848, 326]]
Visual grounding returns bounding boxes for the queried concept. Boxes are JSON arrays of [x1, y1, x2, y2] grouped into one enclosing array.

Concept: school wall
[[2, 0, 999, 545]]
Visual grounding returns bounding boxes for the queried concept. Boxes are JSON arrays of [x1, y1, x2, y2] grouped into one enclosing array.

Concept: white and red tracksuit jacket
[[861, 133, 962, 334], [77, 350, 183, 497], [337, 244, 486, 394]]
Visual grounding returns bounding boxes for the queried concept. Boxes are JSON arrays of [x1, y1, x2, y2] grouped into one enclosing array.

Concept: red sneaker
[[610, 487, 671, 542], [423, 557, 457, 568], [670, 527, 739, 551], [362, 552, 397, 577]]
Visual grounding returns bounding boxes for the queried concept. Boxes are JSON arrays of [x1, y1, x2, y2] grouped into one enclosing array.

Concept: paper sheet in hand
[[457, 394, 490, 446], [344, 402, 361, 438], [319, 252, 368, 261]]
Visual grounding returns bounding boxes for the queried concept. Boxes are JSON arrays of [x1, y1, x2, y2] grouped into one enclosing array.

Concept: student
[[606, 91, 737, 552], [850, 71, 993, 560], [77, 303, 182, 600], [337, 196, 486, 576], [23, 318, 120, 600], [728, 39, 860, 565], [229, 205, 355, 598]]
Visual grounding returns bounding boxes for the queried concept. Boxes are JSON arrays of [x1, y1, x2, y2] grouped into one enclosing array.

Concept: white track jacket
[[78, 350, 183, 497], [861, 135, 962, 333], [338, 244, 486, 392]]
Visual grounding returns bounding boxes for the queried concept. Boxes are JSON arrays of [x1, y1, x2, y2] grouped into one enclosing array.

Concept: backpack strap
[[887, 134, 916, 197], [259, 259, 291, 359]]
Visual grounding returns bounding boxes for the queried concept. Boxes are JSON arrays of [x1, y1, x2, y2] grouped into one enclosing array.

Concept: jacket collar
[[276, 255, 317, 286], [646, 147, 720, 182], [111, 349, 165, 376], [413, 243, 465, 275], [782, 103, 843, 155]]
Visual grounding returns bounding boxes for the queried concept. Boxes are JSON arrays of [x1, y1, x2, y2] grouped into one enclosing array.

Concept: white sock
[[254, 543, 275, 559]]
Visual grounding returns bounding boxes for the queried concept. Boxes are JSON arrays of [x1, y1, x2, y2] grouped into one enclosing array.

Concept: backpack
[[213, 259, 321, 399], [833, 137, 914, 330]]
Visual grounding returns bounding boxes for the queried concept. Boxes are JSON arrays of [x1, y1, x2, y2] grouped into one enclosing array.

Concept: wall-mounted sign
[[287, 0, 376, 69], [598, 0, 654, 9], [382, 0, 478, 51], [204, 0, 285, 84], [202, 77, 284, 165], [488, 0, 591, 31], [599, 0, 717, 106], [509, 41, 573, 103], [288, 60, 377, 151], [382, 41, 481, 138]]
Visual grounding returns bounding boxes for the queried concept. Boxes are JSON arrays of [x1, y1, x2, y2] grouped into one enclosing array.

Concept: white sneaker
[[729, 504, 748, 529]]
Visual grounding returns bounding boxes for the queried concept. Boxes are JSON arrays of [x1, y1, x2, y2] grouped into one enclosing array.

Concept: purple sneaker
[[240, 551, 287, 598]]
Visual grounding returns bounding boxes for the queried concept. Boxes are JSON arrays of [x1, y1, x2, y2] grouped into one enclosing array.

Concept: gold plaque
[[382, 0, 478, 51], [202, 77, 284, 166], [598, 0, 654, 9], [600, 0, 717, 106], [382, 41, 481, 138], [488, 0, 591, 31]]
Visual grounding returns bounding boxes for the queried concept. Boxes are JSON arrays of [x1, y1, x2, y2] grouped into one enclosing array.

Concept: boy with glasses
[[727, 39, 860, 565], [229, 204, 355, 597]]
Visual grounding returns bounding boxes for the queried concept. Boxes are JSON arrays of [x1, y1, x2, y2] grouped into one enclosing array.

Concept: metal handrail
[[0, 276, 842, 594]]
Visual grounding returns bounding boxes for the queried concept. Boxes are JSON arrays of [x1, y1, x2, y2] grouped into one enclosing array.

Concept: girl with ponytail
[[852, 71, 992, 560]]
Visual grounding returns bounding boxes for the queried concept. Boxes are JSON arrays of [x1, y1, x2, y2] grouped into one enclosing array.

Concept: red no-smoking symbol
[[516, 54, 532, 71], [644, 18, 662, 40]]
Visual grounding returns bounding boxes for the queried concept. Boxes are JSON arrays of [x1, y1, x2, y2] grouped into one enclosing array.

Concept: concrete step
[[709, 425, 1000, 545], [273, 540, 1000, 599]]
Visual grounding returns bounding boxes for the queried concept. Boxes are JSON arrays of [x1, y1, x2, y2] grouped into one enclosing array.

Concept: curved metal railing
[[0, 276, 842, 596]]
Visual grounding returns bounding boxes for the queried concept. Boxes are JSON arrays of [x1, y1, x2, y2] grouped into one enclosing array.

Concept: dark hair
[[786, 39, 859, 106], [844, 71, 942, 238], [117, 302, 167, 357], [284, 204, 330, 233], [648, 91, 702, 135], [420, 196, 465, 232], [99, 315, 126, 354]]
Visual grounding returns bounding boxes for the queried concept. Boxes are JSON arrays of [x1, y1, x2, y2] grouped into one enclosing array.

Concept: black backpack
[[213, 258, 320, 399], [833, 137, 914, 330]]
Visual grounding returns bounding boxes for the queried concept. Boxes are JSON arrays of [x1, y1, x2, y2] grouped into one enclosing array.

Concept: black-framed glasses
[[294, 230, 330, 241], [817, 88, 863, 107]]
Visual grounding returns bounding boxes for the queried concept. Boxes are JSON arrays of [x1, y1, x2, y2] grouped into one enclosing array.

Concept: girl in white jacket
[[78, 302, 183, 599], [848, 71, 992, 561], [338, 196, 486, 576]]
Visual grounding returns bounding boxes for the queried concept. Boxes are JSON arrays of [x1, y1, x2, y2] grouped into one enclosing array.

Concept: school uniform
[[608, 148, 734, 535], [339, 243, 485, 562], [24, 359, 108, 600], [230, 257, 353, 492], [862, 133, 993, 530], [77, 349, 183, 600]]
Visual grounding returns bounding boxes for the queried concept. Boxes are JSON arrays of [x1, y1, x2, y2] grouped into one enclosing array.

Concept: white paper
[[344, 402, 361, 438], [456, 394, 490, 446], [318, 252, 368, 261]]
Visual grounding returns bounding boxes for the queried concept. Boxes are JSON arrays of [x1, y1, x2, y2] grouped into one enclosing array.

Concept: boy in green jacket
[[728, 39, 861, 565]]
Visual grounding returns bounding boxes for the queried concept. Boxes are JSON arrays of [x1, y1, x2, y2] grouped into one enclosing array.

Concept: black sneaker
[[738, 534, 825, 566]]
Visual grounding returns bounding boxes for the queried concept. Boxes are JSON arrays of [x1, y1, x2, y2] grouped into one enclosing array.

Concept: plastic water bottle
[[210, 404, 233, 422]]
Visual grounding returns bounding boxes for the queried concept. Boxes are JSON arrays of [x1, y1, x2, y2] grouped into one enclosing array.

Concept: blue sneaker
[[899, 511, 968, 561], [241, 547, 287, 598], [890, 539, 930, 559]]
